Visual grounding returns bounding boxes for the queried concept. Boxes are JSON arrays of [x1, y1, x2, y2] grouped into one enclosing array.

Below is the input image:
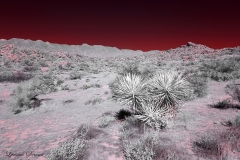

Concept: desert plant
[[232, 113, 240, 126], [48, 123, 91, 160], [114, 109, 132, 121], [85, 98, 102, 105], [147, 70, 193, 109], [82, 83, 101, 90], [118, 61, 142, 76], [122, 132, 159, 160], [24, 59, 34, 66], [47, 138, 87, 160], [133, 99, 174, 130], [39, 59, 49, 67], [193, 133, 220, 158], [23, 66, 38, 72], [185, 72, 208, 98], [69, 71, 83, 80], [110, 73, 149, 114], [209, 98, 232, 109], [98, 116, 115, 128], [225, 80, 240, 103], [8, 74, 63, 114], [199, 56, 240, 81], [0, 71, 32, 82], [75, 124, 91, 139]]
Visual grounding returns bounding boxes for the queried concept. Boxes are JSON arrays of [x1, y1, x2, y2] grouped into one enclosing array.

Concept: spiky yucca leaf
[[134, 99, 172, 130], [110, 73, 149, 114], [147, 70, 193, 109]]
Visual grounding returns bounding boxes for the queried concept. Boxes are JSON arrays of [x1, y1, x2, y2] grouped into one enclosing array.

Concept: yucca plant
[[147, 70, 193, 110], [134, 99, 173, 130], [110, 73, 149, 114]]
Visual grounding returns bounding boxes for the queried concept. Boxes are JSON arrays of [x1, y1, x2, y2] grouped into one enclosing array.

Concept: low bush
[[69, 71, 83, 80], [193, 133, 220, 158], [208, 98, 232, 109], [8, 74, 63, 114], [122, 132, 159, 160], [0, 71, 32, 82], [98, 116, 115, 128], [225, 81, 240, 103], [185, 72, 208, 98], [82, 84, 101, 90], [23, 66, 38, 72], [199, 56, 240, 81], [48, 124, 91, 160], [84, 98, 102, 105]]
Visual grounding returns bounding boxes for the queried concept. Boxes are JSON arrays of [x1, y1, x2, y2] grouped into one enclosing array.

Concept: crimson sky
[[0, 0, 240, 51]]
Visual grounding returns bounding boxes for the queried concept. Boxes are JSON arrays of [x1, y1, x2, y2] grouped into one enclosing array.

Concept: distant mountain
[[0, 38, 239, 58]]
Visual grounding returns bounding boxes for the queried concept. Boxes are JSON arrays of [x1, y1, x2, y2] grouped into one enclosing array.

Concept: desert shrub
[[208, 98, 232, 109], [185, 72, 208, 98], [77, 63, 90, 71], [69, 71, 83, 80], [98, 115, 115, 128], [114, 108, 132, 121], [47, 138, 87, 160], [117, 61, 142, 76], [122, 132, 159, 160], [63, 99, 74, 104], [232, 113, 240, 127], [47, 124, 91, 160], [82, 84, 101, 90], [8, 74, 63, 114], [23, 66, 38, 72], [39, 59, 49, 67], [0, 70, 32, 82], [84, 98, 102, 105], [23, 59, 34, 66], [193, 133, 220, 158], [199, 56, 240, 81], [118, 61, 155, 81], [123, 116, 146, 135], [225, 81, 240, 103]]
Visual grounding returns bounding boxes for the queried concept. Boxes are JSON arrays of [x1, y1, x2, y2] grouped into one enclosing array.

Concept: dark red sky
[[0, 0, 240, 51]]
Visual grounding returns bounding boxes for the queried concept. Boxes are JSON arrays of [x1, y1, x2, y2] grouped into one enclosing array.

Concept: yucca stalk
[[110, 73, 149, 114], [147, 70, 193, 109]]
